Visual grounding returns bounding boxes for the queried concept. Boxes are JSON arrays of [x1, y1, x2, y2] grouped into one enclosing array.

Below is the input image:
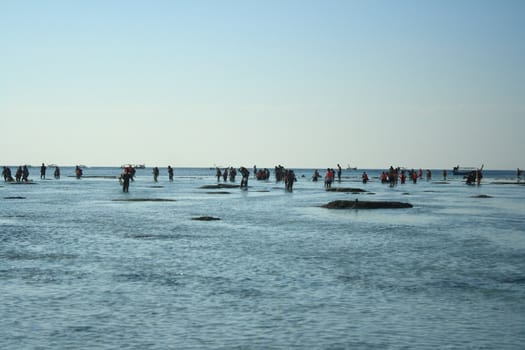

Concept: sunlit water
[[1, 167, 524, 349]]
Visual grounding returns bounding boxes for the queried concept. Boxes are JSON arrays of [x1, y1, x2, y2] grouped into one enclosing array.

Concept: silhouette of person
[[75, 166, 83, 179], [22, 165, 29, 182], [168, 166, 174, 182], [40, 163, 46, 179], [153, 167, 159, 182], [121, 168, 131, 192], [239, 167, 250, 189]]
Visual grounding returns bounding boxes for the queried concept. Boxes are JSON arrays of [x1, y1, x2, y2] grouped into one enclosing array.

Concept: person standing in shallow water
[[152, 167, 159, 182], [337, 164, 342, 183], [75, 166, 83, 179], [40, 163, 46, 179], [285, 169, 296, 192], [120, 168, 131, 192], [239, 166, 250, 189], [54, 166, 60, 179], [167, 166, 174, 182], [362, 171, 369, 184], [15, 166, 22, 182], [3, 167, 14, 182], [312, 169, 320, 182], [22, 165, 29, 182], [324, 168, 333, 188]]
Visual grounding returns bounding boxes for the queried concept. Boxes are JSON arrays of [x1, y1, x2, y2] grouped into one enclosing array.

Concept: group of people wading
[[2, 163, 62, 183], [120, 165, 174, 192], [373, 166, 483, 186], [1, 162, 494, 194], [120, 163, 488, 194], [215, 165, 297, 191]]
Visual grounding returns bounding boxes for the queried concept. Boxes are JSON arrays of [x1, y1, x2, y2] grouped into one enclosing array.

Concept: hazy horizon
[[2, 1, 524, 170], [2, 163, 511, 172]]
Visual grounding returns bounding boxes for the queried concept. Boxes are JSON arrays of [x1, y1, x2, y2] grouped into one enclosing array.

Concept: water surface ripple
[[1, 167, 524, 349]]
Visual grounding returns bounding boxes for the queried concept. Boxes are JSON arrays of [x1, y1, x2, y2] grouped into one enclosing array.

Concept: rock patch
[[325, 187, 368, 193], [200, 184, 239, 189], [321, 199, 413, 209], [192, 216, 221, 221], [112, 198, 176, 202]]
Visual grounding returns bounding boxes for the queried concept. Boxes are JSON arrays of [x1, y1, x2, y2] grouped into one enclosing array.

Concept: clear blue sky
[[1, 0, 524, 169]]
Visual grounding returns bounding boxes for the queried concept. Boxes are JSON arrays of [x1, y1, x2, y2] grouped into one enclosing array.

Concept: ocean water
[[1, 167, 524, 349]]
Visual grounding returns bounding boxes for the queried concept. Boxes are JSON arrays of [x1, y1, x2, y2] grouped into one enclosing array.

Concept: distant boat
[[121, 164, 145, 169], [452, 165, 482, 175], [346, 164, 357, 170]]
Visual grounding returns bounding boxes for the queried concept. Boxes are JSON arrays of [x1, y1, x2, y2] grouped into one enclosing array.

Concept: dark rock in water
[[321, 199, 413, 209], [4, 196, 26, 199], [67, 175, 117, 179], [192, 216, 221, 221], [471, 194, 493, 198], [325, 187, 368, 193], [9, 181, 36, 185], [112, 198, 176, 202], [200, 184, 240, 189], [149, 186, 164, 188], [491, 181, 525, 185], [206, 191, 231, 194], [433, 181, 449, 184]]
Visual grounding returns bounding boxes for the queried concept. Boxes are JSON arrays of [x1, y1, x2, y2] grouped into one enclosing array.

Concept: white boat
[[453, 165, 482, 175]]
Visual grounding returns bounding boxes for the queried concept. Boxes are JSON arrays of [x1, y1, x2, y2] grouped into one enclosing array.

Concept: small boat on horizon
[[453, 164, 482, 175]]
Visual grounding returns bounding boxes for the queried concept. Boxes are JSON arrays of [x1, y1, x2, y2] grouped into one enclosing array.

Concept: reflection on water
[[1, 167, 524, 349]]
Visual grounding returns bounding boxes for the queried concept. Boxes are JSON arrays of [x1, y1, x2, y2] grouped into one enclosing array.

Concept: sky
[[1, 0, 524, 169]]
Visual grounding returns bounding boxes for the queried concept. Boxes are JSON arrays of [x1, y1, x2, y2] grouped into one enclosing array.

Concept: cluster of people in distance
[[255, 168, 271, 180], [2, 164, 62, 183], [120, 165, 174, 192], [38, 163, 59, 179], [271, 165, 297, 191], [376, 166, 436, 186], [215, 167, 239, 182], [465, 169, 483, 185], [215, 165, 297, 191], [1, 162, 500, 193], [309, 165, 486, 186], [2, 166, 29, 182], [311, 165, 343, 188]]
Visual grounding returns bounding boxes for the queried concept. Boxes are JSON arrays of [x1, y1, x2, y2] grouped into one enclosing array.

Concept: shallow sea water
[[1, 167, 524, 349]]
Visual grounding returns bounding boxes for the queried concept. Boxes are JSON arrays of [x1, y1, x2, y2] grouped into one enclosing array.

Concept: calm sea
[[1, 167, 524, 349]]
